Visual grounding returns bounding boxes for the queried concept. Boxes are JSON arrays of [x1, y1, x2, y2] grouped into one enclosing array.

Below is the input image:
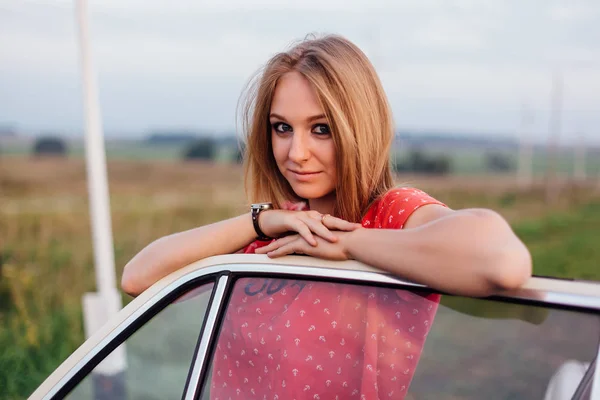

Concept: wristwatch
[[251, 202, 273, 241]]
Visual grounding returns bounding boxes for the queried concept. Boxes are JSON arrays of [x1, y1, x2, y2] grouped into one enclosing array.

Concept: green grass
[[513, 202, 600, 280], [0, 306, 83, 398]]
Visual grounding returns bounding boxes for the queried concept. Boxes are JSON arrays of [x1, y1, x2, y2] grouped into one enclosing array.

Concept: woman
[[122, 34, 531, 398]]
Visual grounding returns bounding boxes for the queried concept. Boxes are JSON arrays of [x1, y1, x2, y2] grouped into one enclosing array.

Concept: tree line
[[11, 136, 516, 174]]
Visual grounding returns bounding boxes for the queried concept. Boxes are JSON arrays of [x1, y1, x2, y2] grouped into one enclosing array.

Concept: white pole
[[75, 0, 126, 393], [75, 0, 117, 299], [573, 130, 586, 182], [517, 103, 534, 189], [545, 71, 563, 204]]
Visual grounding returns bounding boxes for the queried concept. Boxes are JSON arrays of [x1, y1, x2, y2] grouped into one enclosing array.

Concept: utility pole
[[573, 130, 586, 183], [75, 0, 126, 398], [545, 71, 563, 204], [517, 103, 535, 189]]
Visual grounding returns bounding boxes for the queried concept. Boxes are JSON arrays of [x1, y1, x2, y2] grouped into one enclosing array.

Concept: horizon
[[4, 127, 600, 148]]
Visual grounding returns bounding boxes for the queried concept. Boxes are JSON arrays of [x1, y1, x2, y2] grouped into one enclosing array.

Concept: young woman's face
[[270, 71, 337, 201]]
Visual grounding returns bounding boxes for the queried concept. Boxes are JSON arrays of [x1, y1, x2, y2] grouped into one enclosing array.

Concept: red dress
[[210, 188, 446, 400]]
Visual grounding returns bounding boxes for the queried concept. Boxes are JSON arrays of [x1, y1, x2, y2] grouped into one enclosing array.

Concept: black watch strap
[[251, 206, 272, 241]]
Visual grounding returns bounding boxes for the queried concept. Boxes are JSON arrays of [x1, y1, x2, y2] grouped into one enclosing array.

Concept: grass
[[1, 157, 599, 399], [514, 201, 600, 280]]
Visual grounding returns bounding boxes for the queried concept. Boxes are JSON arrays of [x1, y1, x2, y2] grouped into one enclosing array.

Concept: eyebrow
[[269, 113, 327, 123]]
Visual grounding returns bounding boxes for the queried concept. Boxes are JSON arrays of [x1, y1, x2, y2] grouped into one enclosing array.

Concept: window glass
[[409, 295, 599, 399], [203, 278, 440, 399], [201, 277, 598, 400], [67, 282, 214, 400]]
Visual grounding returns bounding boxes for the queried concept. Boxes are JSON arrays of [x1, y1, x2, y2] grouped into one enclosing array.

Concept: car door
[[30, 255, 600, 400]]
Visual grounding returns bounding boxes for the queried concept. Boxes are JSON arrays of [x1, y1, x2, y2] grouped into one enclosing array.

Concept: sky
[[1, 0, 599, 143]]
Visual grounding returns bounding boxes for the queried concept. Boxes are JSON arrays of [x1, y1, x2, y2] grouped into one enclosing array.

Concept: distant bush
[[393, 150, 452, 175], [32, 137, 67, 157], [183, 138, 216, 161], [146, 133, 197, 145], [485, 152, 515, 172]]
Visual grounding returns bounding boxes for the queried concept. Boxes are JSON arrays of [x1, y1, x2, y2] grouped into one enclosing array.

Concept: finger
[[267, 239, 307, 258], [307, 210, 322, 220], [290, 220, 319, 246], [302, 216, 338, 243], [322, 215, 362, 231], [255, 235, 298, 253]]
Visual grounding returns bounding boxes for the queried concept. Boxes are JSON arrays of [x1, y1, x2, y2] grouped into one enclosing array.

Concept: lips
[[290, 170, 320, 175], [288, 169, 322, 182]]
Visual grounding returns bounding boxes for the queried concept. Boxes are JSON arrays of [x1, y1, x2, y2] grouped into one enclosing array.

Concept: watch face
[[251, 202, 273, 211]]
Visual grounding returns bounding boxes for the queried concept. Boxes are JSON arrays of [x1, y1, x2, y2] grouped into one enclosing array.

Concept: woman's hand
[[259, 210, 361, 247], [255, 230, 359, 260]]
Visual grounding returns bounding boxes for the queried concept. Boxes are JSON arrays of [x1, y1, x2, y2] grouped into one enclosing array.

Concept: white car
[[30, 255, 600, 399]]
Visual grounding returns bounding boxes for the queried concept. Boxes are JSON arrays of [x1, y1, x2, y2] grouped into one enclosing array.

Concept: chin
[[290, 185, 334, 201]]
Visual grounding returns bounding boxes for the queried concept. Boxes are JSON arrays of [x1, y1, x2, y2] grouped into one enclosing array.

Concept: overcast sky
[[1, 0, 599, 143]]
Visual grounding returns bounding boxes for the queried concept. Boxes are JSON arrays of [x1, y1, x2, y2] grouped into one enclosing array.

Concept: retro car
[[29, 255, 600, 399]]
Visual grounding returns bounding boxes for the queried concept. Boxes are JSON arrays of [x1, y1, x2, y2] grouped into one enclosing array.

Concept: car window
[[200, 277, 599, 400], [201, 277, 440, 399], [67, 282, 214, 400], [410, 295, 599, 400]]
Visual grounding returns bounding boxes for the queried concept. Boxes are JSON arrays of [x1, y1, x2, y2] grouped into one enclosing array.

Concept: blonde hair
[[241, 34, 394, 222]]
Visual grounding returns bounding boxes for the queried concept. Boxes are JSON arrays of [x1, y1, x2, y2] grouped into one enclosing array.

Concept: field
[[1, 157, 600, 399]]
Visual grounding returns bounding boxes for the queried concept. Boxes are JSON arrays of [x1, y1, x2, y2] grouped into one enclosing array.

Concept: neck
[[308, 192, 336, 216]]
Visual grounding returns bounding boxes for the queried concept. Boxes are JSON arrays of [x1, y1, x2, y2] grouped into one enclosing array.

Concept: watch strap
[[251, 206, 272, 241]]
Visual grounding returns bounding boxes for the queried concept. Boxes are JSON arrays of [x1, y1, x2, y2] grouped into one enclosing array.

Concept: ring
[[321, 214, 330, 224]]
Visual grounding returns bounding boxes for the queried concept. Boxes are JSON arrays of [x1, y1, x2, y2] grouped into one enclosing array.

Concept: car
[[30, 254, 600, 399]]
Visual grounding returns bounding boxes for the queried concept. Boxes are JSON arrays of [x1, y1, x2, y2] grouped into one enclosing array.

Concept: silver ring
[[321, 214, 330, 224]]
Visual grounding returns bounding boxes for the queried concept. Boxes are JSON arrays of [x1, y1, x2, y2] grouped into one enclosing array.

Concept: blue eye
[[312, 124, 331, 136], [272, 122, 292, 134]]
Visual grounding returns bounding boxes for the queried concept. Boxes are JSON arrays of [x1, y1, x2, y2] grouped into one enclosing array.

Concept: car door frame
[[29, 254, 600, 400]]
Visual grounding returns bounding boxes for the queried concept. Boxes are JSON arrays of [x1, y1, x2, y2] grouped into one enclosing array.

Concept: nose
[[288, 131, 310, 163]]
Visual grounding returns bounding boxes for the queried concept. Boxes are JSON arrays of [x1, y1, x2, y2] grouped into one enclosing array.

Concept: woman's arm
[[257, 206, 532, 297], [121, 213, 257, 296], [344, 207, 532, 297], [121, 209, 360, 297]]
